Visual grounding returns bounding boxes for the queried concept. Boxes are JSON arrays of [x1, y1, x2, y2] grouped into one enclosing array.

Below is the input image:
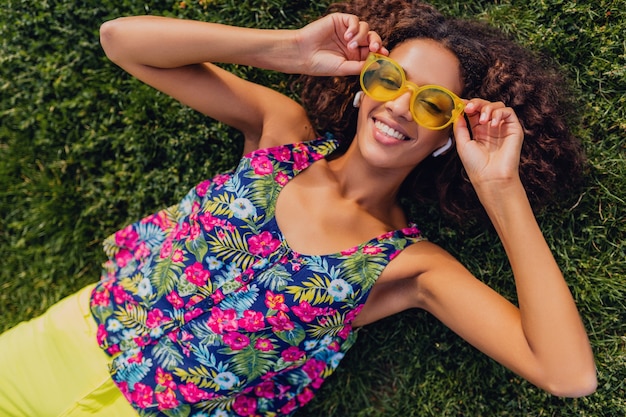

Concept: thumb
[[452, 113, 472, 148]]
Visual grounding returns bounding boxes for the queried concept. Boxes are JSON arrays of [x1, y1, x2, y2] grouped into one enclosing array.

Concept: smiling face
[[353, 38, 464, 171]]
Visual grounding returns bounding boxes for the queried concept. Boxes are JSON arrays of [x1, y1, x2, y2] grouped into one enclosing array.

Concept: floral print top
[[90, 136, 425, 417]]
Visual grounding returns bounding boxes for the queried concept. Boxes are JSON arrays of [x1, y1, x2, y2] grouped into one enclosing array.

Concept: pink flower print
[[254, 337, 274, 352], [112, 285, 132, 304], [233, 395, 258, 417], [195, 179, 211, 197], [146, 308, 169, 328], [91, 289, 110, 307], [380, 231, 395, 240], [389, 249, 401, 261], [302, 359, 326, 379], [151, 211, 172, 231], [107, 344, 121, 355], [238, 310, 265, 332], [133, 242, 151, 261], [183, 308, 203, 323], [210, 289, 225, 304], [271, 146, 291, 162], [267, 311, 294, 333], [198, 212, 218, 231], [115, 225, 139, 249], [184, 262, 210, 286], [115, 248, 133, 268], [165, 291, 185, 309], [189, 222, 201, 240], [264, 290, 289, 312], [96, 323, 107, 346], [362, 245, 382, 255], [223, 332, 251, 350], [345, 304, 364, 322], [207, 307, 238, 334], [174, 222, 190, 240], [274, 171, 289, 186], [131, 383, 154, 409], [254, 381, 275, 399], [338, 324, 352, 340], [292, 300, 322, 323], [179, 382, 211, 403], [213, 173, 230, 188], [297, 387, 315, 406], [171, 249, 184, 263], [159, 238, 173, 259], [155, 388, 179, 411], [155, 367, 177, 390], [189, 201, 201, 220], [248, 231, 281, 257], [251, 155, 274, 175], [281, 346, 305, 362], [402, 225, 420, 236], [340, 246, 358, 256], [128, 351, 143, 364], [293, 150, 310, 171], [279, 399, 297, 415]]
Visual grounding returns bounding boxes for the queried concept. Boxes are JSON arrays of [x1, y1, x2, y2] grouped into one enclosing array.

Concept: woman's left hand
[[453, 99, 525, 191]]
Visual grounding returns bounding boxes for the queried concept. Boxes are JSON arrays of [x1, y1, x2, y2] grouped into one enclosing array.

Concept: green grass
[[1, 0, 624, 415]]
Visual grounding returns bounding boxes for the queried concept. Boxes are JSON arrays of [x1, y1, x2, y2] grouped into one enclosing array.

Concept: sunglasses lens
[[362, 59, 404, 101], [413, 89, 456, 129]]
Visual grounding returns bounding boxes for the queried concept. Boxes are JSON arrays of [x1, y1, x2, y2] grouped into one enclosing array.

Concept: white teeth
[[374, 120, 407, 141]]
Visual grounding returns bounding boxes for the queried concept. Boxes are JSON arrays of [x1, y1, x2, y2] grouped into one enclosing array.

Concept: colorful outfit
[[87, 136, 424, 416]]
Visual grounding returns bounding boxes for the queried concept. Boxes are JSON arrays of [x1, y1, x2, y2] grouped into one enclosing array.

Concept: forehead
[[389, 39, 463, 95]]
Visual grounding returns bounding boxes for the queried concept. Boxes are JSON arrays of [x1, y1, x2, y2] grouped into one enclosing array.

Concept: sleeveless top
[[89, 136, 425, 416]]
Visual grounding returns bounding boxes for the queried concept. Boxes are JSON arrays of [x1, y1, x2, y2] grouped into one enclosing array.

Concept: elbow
[[543, 370, 598, 398], [99, 18, 124, 63]]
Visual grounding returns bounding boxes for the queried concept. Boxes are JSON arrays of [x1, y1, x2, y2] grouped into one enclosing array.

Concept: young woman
[[0, 1, 596, 416]]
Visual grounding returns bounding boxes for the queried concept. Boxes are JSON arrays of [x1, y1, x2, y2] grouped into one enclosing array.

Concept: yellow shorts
[[0, 284, 138, 417]]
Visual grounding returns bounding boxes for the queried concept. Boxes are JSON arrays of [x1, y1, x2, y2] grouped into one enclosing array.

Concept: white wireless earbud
[[432, 137, 453, 157], [352, 91, 364, 108]]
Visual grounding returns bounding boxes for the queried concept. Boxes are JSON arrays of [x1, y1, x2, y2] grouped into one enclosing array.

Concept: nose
[[384, 89, 413, 122]]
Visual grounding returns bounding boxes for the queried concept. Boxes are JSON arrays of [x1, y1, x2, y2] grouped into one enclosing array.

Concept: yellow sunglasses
[[360, 53, 465, 130]]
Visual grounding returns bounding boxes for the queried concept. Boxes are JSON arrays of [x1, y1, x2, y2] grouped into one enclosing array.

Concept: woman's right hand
[[293, 13, 387, 76]]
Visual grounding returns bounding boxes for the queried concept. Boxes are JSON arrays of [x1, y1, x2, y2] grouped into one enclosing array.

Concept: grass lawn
[[1, 0, 624, 415]]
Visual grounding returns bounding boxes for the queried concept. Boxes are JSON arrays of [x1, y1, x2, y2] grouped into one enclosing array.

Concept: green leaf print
[[114, 303, 149, 336], [285, 274, 334, 305], [185, 236, 208, 265], [275, 322, 306, 346], [173, 365, 218, 390], [340, 250, 386, 290], [161, 404, 191, 417], [151, 338, 185, 370], [151, 254, 184, 298], [227, 344, 276, 381], [245, 172, 281, 221], [207, 227, 257, 271], [307, 312, 346, 339], [204, 192, 234, 218]]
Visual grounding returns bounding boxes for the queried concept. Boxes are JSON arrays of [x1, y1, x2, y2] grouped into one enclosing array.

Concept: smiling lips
[[374, 119, 409, 141]]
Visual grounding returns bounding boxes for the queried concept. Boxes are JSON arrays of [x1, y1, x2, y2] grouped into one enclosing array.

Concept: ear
[[432, 136, 453, 157], [352, 91, 364, 108]]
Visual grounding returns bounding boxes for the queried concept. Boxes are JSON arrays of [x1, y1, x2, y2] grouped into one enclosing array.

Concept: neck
[[326, 145, 410, 224]]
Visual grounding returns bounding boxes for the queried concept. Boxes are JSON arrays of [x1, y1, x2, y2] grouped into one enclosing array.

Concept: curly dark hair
[[297, 0, 586, 224]]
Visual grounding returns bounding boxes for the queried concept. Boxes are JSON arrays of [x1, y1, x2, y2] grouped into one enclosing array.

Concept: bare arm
[[418, 100, 597, 397], [99, 14, 384, 151]]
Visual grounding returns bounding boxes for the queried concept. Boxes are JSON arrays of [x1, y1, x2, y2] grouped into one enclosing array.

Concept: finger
[[366, 31, 387, 55], [465, 100, 506, 125], [341, 14, 361, 42], [348, 21, 371, 49], [452, 111, 472, 146]]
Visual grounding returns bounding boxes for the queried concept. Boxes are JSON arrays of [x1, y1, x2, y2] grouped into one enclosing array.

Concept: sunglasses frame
[[359, 53, 465, 130]]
